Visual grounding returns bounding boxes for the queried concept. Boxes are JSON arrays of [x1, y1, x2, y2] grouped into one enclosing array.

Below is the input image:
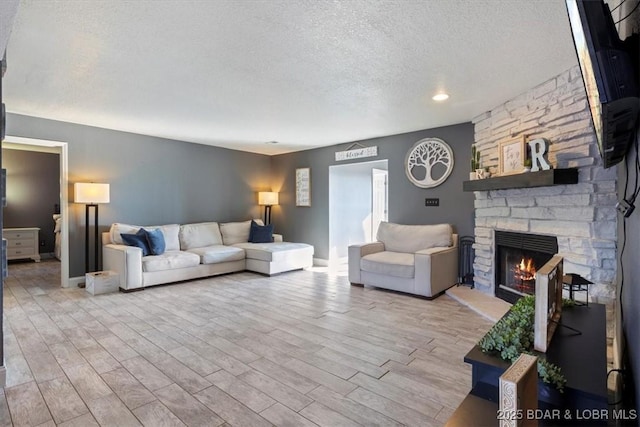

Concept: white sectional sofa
[[102, 220, 314, 291], [348, 222, 458, 298]]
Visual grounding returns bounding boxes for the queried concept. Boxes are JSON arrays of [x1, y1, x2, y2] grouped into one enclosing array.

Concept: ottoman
[[233, 241, 314, 275]]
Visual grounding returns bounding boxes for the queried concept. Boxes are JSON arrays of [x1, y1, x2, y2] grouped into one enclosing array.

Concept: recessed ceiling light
[[432, 93, 449, 101]]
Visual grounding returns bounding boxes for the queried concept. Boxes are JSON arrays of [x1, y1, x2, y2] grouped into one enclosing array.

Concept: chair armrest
[[351, 242, 385, 257], [414, 245, 458, 297], [415, 246, 452, 256], [273, 234, 283, 242], [348, 242, 385, 284], [103, 244, 143, 290]]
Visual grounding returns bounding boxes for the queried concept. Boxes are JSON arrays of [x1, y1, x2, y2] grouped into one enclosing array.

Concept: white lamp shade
[[75, 183, 110, 204], [258, 191, 278, 206]]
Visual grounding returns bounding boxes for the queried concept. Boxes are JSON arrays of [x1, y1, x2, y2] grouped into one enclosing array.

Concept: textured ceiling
[[4, 0, 578, 154]]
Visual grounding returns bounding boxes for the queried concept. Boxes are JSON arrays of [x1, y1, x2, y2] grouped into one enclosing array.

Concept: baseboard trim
[[68, 276, 85, 288], [313, 258, 328, 267], [0, 365, 6, 389]]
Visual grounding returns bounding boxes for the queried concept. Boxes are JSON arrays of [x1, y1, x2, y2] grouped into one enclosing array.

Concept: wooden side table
[[3, 227, 41, 262]]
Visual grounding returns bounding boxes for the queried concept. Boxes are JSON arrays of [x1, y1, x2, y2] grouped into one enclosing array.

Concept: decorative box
[[85, 270, 119, 295]]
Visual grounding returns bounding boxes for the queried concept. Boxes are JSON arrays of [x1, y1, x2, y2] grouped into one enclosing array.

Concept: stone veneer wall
[[472, 65, 617, 301]]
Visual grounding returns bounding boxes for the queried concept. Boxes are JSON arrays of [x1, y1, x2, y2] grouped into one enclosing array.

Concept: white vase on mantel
[[469, 172, 476, 181]]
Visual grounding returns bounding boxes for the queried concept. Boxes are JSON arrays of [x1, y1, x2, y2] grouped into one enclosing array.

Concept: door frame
[[3, 136, 69, 288], [371, 168, 388, 239], [328, 159, 388, 268]]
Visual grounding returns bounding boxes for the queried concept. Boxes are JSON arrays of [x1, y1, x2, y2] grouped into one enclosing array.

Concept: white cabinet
[[3, 227, 41, 262]]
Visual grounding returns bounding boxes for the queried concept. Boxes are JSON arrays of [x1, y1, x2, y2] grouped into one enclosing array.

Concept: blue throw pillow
[[121, 229, 150, 256], [142, 228, 166, 255], [249, 220, 274, 243]]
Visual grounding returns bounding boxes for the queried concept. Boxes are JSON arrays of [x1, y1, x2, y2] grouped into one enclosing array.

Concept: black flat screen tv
[[566, 0, 639, 168]]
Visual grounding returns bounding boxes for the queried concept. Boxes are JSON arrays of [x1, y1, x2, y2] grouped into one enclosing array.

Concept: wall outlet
[[425, 198, 440, 207], [40, 240, 45, 246]]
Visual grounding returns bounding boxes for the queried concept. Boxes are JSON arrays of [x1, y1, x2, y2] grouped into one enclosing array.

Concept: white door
[[371, 168, 388, 241]]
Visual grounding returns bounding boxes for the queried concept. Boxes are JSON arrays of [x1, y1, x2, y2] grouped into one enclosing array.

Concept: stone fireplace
[[470, 65, 618, 304], [494, 231, 557, 303]]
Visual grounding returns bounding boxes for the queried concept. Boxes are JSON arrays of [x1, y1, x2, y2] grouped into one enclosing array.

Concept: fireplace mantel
[[462, 168, 578, 192]]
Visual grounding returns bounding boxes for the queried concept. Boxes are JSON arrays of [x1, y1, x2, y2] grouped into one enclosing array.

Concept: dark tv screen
[[566, 0, 639, 168]]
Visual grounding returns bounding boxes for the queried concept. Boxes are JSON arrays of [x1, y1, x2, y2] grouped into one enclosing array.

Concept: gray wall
[[271, 122, 475, 260], [3, 148, 60, 253], [7, 113, 272, 277], [618, 130, 640, 411]]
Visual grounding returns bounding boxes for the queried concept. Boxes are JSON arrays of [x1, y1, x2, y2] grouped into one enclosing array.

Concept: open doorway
[[3, 136, 69, 288], [329, 159, 388, 271]]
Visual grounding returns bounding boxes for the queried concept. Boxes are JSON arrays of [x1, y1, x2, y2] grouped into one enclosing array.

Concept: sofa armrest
[[348, 242, 385, 284], [414, 245, 458, 297], [273, 234, 283, 242], [103, 244, 143, 290]]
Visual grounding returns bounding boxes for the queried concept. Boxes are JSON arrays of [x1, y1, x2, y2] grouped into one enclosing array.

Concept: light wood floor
[[1, 259, 493, 427]]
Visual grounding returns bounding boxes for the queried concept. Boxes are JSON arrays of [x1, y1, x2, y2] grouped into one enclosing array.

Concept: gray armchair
[[348, 222, 458, 298]]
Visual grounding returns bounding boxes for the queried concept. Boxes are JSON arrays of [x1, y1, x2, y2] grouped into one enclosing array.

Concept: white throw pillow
[[376, 222, 452, 253], [109, 223, 140, 245], [109, 223, 180, 251], [152, 224, 180, 252], [220, 220, 253, 245], [179, 222, 223, 250]]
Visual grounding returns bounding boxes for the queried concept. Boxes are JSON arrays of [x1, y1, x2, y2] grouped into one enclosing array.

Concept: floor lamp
[[74, 183, 110, 275], [258, 192, 278, 225]]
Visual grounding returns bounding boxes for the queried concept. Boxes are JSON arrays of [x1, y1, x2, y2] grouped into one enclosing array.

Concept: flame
[[514, 257, 536, 282]]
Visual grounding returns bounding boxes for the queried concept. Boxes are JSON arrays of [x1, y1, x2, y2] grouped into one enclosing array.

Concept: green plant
[[471, 145, 481, 171], [478, 295, 566, 392], [524, 158, 532, 168]]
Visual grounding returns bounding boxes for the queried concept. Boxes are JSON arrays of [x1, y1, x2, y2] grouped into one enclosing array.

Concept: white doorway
[[329, 159, 388, 271], [371, 168, 388, 239], [3, 136, 69, 288]]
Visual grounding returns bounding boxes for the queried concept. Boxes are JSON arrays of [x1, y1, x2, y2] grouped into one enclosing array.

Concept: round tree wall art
[[405, 138, 454, 188]]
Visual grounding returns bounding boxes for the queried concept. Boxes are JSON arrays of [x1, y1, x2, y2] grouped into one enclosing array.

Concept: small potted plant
[[470, 145, 481, 180], [523, 158, 532, 172]]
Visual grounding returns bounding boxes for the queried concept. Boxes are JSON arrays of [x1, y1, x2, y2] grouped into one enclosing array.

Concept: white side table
[[3, 227, 41, 262]]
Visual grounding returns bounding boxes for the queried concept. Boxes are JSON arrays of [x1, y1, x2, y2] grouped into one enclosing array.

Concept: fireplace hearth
[[495, 231, 558, 303]]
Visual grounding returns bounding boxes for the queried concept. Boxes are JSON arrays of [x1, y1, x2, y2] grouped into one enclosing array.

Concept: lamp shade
[[258, 191, 278, 206], [74, 183, 110, 204]]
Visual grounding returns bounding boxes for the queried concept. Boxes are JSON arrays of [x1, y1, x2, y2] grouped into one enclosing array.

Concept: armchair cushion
[[361, 251, 415, 279], [376, 222, 452, 253]]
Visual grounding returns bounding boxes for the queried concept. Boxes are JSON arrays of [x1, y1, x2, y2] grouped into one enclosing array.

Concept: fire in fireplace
[[495, 231, 558, 304], [511, 256, 537, 293]]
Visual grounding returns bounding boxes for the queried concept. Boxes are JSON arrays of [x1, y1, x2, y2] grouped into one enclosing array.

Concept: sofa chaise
[[102, 220, 314, 291], [348, 222, 458, 298]]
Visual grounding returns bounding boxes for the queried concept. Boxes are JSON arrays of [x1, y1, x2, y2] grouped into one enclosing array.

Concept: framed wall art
[[405, 138, 454, 188], [499, 139, 525, 176], [295, 167, 311, 207]]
